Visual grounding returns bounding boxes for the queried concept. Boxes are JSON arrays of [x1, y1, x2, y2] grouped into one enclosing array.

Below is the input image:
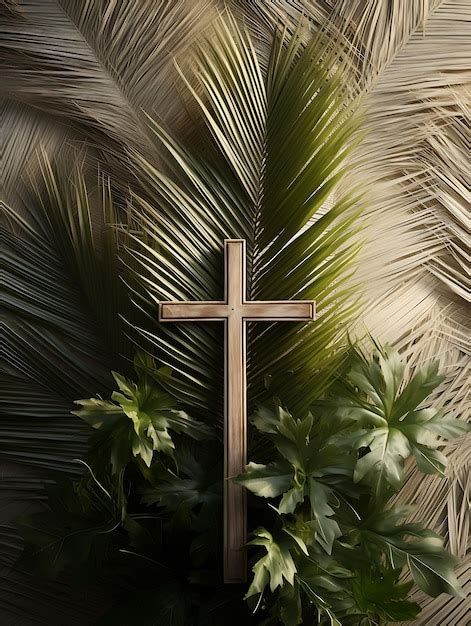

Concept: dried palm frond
[[1, 0, 217, 181]]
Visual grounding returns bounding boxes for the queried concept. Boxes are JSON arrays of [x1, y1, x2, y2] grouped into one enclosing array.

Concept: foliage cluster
[[18, 346, 467, 625]]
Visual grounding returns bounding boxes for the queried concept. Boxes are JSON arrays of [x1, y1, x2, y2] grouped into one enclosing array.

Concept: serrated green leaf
[[75, 366, 213, 471], [411, 443, 447, 475], [333, 345, 459, 493], [422, 412, 470, 439], [353, 427, 410, 493], [352, 567, 420, 622], [246, 528, 297, 598], [400, 536, 463, 598], [363, 520, 464, 599], [308, 480, 341, 554], [279, 485, 305, 514], [235, 462, 294, 498]]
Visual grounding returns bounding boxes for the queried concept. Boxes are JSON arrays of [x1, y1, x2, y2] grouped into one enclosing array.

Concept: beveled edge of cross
[[158, 239, 316, 322]]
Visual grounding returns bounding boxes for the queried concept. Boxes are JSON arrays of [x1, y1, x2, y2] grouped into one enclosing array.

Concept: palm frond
[[127, 13, 363, 417], [3, 154, 131, 368], [1, 148, 131, 617], [2, 0, 216, 161], [233, 0, 441, 84], [1, 151, 139, 474], [0, 371, 90, 474], [420, 105, 470, 302], [351, 0, 470, 305], [0, 100, 71, 215]]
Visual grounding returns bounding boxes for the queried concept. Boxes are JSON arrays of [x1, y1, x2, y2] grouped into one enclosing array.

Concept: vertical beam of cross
[[225, 240, 247, 583], [159, 239, 315, 583]]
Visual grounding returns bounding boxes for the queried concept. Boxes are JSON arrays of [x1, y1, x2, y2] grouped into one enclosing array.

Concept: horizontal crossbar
[[159, 300, 315, 321]]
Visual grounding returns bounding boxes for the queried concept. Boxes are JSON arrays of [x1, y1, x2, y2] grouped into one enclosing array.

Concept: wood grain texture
[[159, 239, 315, 583]]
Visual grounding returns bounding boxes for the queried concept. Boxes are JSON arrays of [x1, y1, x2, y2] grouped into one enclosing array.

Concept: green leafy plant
[[237, 405, 347, 555], [235, 345, 467, 624], [15, 344, 467, 625], [73, 355, 213, 472], [328, 345, 469, 495], [351, 567, 420, 623]]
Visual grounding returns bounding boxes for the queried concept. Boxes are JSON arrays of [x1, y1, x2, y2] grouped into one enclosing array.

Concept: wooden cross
[[159, 239, 315, 583]]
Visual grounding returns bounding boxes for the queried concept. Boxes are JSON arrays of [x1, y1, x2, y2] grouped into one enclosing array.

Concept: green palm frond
[[1, 152, 138, 474], [0, 374, 89, 474], [128, 14, 363, 416], [1, 152, 131, 617], [3, 160, 129, 368]]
